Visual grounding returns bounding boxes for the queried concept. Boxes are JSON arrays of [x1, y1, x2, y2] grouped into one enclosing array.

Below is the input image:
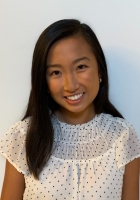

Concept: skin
[[121, 158, 139, 200], [1, 160, 25, 200], [46, 35, 100, 125], [1, 35, 139, 199]]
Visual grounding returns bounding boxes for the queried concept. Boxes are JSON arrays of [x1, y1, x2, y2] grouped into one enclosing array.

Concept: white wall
[[0, 0, 140, 196]]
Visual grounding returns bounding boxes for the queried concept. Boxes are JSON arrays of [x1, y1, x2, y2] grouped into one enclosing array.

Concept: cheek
[[81, 70, 99, 88], [47, 79, 62, 96]]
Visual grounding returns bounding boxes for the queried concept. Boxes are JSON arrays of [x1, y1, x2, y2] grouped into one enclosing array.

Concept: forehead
[[47, 36, 94, 64]]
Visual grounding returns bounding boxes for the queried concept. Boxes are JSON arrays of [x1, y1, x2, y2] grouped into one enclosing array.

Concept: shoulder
[[3, 117, 31, 138], [20, 117, 31, 133], [15, 117, 31, 132], [100, 113, 135, 133]]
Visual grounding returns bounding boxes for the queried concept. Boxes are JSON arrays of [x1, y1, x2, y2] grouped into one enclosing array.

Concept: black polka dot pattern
[[0, 119, 30, 175], [0, 113, 140, 200]]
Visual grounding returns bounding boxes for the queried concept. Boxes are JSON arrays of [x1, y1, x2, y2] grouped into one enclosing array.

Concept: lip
[[64, 93, 85, 105]]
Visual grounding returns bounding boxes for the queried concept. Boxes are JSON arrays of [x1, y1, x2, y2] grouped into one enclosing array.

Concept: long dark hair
[[22, 19, 123, 179]]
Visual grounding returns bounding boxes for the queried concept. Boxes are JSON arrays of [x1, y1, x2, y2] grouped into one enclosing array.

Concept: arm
[[122, 158, 139, 200], [1, 160, 25, 200]]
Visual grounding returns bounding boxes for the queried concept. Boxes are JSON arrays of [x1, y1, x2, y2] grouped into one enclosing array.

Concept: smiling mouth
[[64, 93, 85, 101]]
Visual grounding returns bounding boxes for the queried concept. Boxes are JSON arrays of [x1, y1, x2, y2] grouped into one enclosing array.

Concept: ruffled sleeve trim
[[0, 118, 30, 175], [115, 119, 140, 172]]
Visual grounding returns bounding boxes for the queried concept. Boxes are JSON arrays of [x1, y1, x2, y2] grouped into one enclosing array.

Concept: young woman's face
[[46, 35, 100, 120]]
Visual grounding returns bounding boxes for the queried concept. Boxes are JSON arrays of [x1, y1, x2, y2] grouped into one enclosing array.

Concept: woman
[[0, 19, 140, 200]]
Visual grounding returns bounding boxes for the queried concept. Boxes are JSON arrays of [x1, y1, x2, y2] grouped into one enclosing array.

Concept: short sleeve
[[0, 119, 30, 175], [116, 122, 140, 171]]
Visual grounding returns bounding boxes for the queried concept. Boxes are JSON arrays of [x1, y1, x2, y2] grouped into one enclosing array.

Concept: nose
[[63, 73, 79, 92]]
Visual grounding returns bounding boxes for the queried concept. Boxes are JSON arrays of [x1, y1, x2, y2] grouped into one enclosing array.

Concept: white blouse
[[0, 113, 140, 200]]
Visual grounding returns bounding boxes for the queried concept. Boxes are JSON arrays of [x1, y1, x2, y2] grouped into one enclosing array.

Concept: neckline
[[51, 113, 107, 143], [52, 113, 103, 128]]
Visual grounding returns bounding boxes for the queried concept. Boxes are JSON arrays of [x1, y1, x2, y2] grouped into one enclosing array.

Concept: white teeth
[[66, 93, 83, 100]]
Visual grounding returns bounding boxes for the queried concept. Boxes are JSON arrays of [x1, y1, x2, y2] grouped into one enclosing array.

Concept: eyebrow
[[47, 56, 90, 68]]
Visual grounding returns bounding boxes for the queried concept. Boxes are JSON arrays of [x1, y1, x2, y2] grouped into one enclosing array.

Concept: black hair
[[22, 19, 123, 179]]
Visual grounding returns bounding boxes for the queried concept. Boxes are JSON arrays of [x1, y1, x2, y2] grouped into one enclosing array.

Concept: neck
[[55, 106, 96, 125]]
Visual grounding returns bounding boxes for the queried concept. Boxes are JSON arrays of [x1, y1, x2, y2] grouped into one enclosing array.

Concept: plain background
[[0, 0, 140, 196]]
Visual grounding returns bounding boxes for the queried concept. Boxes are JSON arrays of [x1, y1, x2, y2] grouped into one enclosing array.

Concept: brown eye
[[50, 70, 61, 76], [77, 65, 87, 70]]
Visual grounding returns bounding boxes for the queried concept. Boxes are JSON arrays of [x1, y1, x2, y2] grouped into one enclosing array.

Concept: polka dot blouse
[[0, 113, 140, 200]]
